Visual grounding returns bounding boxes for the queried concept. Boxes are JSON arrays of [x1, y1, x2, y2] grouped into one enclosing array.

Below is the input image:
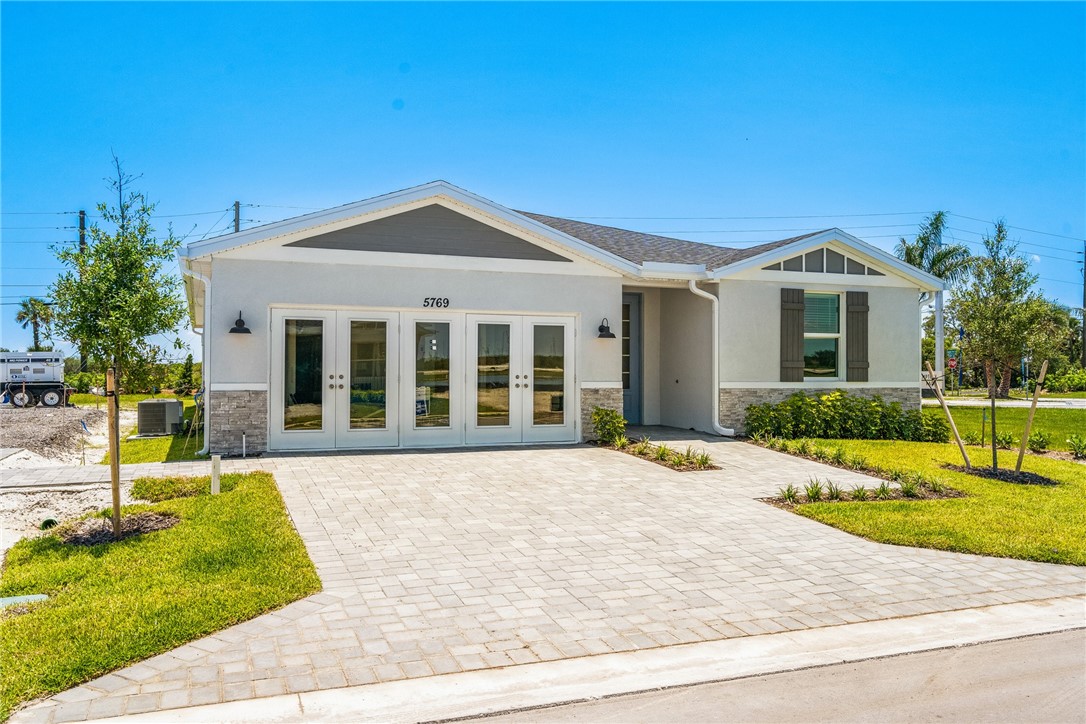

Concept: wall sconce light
[[229, 311, 251, 334], [597, 318, 616, 339]]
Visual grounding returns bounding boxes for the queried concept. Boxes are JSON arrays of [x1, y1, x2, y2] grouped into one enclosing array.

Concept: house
[[180, 181, 943, 455]]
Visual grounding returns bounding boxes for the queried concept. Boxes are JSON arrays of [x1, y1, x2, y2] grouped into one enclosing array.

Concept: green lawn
[[0, 471, 320, 721], [792, 440, 1086, 566], [944, 406, 1085, 452]]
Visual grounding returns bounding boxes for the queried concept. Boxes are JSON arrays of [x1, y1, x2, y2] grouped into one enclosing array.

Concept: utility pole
[[78, 210, 87, 372], [233, 200, 240, 233]]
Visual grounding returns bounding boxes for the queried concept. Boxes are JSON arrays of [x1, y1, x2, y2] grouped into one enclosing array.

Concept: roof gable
[[285, 203, 570, 263]]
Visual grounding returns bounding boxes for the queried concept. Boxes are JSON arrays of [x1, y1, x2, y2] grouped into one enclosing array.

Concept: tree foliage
[[894, 211, 974, 285], [15, 297, 54, 351], [947, 221, 1068, 397], [50, 158, 186, 389]]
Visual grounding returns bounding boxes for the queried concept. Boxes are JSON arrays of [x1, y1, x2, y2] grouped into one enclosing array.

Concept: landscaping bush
[[1027, 431, 1050, 453], [1068, 434, 1086, 460], [591, 406, 626, 445], [66, 371, 98, 394], [745, 391, 950, 443], [1045, 365, 1086, 393]]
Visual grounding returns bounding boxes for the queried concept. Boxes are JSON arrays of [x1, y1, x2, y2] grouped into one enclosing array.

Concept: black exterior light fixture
[[229, 311, 251, 334], [597, 318, 616, 339]]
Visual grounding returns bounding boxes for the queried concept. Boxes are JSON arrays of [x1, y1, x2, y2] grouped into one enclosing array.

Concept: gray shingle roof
[[517, 211, 829, 270]]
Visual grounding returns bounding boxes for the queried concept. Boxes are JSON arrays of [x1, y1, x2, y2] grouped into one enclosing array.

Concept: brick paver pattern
[[9, 434, 1086, 722]]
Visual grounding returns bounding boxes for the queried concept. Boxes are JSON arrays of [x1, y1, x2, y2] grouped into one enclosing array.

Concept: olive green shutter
[[846, 291, 869, 382], [780, 288, 805, 382]]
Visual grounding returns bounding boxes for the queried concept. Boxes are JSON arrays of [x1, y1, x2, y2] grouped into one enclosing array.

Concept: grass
[[0, 471, 320, 721], [68, 392, 191, 411], [793, 440, 1086, 566], [943, 406, 1086, 452], [78, 396, 206, 464]]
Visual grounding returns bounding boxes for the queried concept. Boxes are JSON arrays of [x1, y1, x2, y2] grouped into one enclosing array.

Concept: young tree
[[177, 352, 195, 394], [947, 221, 1067, 398], [15, 296, 54, 350], [50, 157, 186, 388]]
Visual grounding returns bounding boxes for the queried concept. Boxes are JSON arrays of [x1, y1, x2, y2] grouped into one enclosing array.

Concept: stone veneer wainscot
[[208, 390, 268, 455], [719, 387, 921, 435], [580, 387, 623, 442]]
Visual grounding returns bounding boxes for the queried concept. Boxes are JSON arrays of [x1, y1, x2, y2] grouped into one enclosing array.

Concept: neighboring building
[[181, 181, 942, 455]]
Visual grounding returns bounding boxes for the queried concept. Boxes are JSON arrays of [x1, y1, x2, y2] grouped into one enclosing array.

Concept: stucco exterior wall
[[658, 287, 713, 433], [205, 257, 623, 390], [717, 279, 921, 387], [636, 287, 662, 426]]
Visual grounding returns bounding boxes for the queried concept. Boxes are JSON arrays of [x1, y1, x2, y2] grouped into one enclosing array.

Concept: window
[[803, 293, 840, 378]]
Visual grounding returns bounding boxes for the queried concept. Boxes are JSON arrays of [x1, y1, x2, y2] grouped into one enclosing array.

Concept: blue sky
[[2, 1, 1084, 357]]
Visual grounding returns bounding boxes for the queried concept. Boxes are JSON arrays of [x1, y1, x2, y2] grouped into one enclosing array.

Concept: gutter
[[686, 280, 736, 437], [180, 258, 211, 456]]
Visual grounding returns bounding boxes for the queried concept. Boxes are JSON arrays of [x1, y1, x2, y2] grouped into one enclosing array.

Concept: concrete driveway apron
[[12, 441, 1086, 723]]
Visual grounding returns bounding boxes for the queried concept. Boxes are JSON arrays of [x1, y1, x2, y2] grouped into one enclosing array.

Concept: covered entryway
[[269, 308, 576, 451]]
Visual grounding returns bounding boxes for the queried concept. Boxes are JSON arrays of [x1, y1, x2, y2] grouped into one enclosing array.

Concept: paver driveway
[[12, 438, 1086, 723]]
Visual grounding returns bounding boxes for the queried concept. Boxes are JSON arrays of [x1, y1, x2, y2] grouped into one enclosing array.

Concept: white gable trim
[[709, 229, 945, 291], [184, 181, 640, 276]]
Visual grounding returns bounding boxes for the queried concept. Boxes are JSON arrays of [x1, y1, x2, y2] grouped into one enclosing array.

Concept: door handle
[[328, 384, 335, 389], [514, 383, 520, 389], [329, 374, 334, 380], [338, 384, 344, 389]]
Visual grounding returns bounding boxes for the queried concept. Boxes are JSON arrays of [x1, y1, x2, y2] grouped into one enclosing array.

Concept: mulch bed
[[58, 512, 179, 546], [943, 464, 1060, 486], [595, 441, 721, 471]]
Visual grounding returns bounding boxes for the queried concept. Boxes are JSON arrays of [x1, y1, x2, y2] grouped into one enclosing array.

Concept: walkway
[[8, 440, 1086, 723]]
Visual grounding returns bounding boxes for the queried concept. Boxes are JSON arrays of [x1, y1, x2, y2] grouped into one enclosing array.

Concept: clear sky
[[2, 1, 1084, 358]]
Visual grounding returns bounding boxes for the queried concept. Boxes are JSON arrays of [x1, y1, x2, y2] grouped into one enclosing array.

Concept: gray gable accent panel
[[285, 204, 571, 262]]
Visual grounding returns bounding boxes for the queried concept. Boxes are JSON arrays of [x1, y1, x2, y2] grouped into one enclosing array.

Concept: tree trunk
[[984, 359, 997, 398], [998, 363, 1013, 398]]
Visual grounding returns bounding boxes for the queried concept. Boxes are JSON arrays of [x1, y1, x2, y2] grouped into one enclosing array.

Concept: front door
[[622, 294, 642, 425], [270, 309, 399, 450], [466, 315, 575, 444]]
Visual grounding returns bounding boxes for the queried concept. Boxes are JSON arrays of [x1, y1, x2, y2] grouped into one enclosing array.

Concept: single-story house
[[180, 181, 943, 455]]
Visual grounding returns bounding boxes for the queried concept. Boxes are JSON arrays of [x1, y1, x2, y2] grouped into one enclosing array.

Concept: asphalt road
[[473, 629, 1086, 723]]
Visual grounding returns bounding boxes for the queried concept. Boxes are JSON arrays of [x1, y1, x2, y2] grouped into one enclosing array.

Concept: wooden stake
[[211, 454, 221, 495], [926, 362, 971, 470], [106, 367, 122, 539], [1016, 359, 1048, 473]]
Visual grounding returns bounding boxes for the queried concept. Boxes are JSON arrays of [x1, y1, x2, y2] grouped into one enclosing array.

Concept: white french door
[[467, 315, 575, 444], [270, 309, 399, 450], [400, 312, 464, 447]]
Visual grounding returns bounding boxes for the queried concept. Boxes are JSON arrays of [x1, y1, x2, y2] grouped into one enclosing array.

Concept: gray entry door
[[622, 293, 642, 425]]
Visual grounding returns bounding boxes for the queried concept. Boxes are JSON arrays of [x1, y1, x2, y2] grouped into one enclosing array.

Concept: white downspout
[[687, 280, 736, 437], [919, 291, 936, 390], [181, 260, 211, 456]]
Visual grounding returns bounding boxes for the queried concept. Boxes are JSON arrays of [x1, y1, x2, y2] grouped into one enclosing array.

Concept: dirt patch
[[943, 464, 1061, 486], [0, 405, 136, 467], [58, 511, 179, 546], [0, 483, 138, 558]]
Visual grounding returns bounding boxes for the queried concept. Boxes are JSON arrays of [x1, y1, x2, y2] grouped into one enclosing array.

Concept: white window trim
[[803, 291, 844, 383]]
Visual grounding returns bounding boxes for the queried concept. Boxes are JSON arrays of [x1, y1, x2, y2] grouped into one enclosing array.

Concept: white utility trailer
[[1, 352, 71, 408]]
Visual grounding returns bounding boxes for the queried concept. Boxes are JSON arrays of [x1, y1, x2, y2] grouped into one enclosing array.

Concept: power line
[[948, 212, 1085, 242], [566, 211, 930, 220]]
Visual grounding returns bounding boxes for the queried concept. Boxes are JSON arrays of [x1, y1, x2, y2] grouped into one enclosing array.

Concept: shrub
[[847, 454, 868, 471], [1027, 430, 1050, 454], [780, 484, 800, 504], [631, 438, 653, 456], [995, 431, 1016, 449], [744, 392, 950, 443], [654, 444, 672, 461], [1045, 365, 1086, 393], [591, 407, 626, 445], [875, 481, 893, 500], [825, 481, 844, 501], [900, 478, 920, 498], [613, 435, 630, 450], [66, 371, 98, 394], [1068, 434, 1086, 460], [850, 485, 869, 501], [694, 452, 713, 469], [962, 430, 983, 446], [794, 439, 812, 456], [804, 477, 824, 502]]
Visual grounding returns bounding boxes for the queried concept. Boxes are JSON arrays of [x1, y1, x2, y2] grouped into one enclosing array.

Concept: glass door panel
[[532, 325, 565, 426], [477, 323, 511, 426], [283, 319, 325, 430], [415, 322, 451, 428], [349, 321, 388, 429]]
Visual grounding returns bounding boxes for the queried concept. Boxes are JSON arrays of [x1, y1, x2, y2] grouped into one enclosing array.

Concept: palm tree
[[14, 297, 54, 350], [895, 212, 974, 288], [896, 212, 974, 392]]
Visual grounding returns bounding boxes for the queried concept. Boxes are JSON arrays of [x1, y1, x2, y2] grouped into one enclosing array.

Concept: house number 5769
[[423, 297, 450, 308]]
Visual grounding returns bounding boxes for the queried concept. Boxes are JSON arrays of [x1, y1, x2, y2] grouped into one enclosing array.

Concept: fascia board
[[709, 229, 946, 291], [183, 180, 641, 277]]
